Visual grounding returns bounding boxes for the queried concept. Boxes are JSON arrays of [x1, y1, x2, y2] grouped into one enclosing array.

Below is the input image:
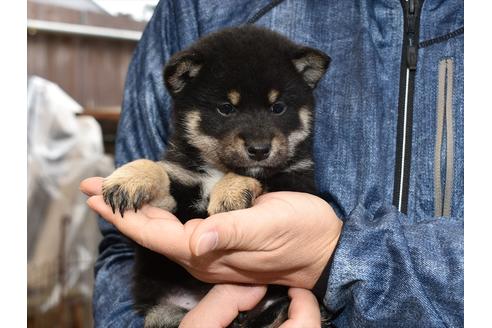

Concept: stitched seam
[[246, 0, 286, 24], [419, 27, 464, 48]]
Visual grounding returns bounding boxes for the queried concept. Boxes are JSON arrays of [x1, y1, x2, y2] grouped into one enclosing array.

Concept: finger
[[140, 205, 180, 220], [87, 195, 190, 259], [189, 200, 285, 256], [80, 177, 104, 196], [278, 288, 321, 328], [179, 284, 267, 328], [185, 261, 269, 285], [189, 192, 318, 256]]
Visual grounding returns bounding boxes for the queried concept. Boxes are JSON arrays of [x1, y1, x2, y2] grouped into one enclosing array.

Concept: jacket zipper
[[392, 0, 423, 214]]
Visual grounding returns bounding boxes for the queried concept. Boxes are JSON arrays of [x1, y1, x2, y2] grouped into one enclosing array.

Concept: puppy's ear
[[292, 47, 331, 88], [164, 51, 203, 94]]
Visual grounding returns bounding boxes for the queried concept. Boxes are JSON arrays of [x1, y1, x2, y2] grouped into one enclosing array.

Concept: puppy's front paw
[[207, 173, 262, 215], [102, 159, 176, 216]]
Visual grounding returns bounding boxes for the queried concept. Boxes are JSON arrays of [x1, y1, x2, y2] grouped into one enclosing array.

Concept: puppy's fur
[[103, 26, 331, 327]]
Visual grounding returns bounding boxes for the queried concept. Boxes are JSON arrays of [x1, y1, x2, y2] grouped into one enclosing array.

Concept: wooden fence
[[27, 1, 148, 153], [27, 1, 146, 109]]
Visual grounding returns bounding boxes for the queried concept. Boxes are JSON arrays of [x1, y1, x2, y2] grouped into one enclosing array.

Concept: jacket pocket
[[434, 58, 454, 217]]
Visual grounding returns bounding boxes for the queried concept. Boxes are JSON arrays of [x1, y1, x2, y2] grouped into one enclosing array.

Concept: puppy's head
[[164, 26, 330, 177]]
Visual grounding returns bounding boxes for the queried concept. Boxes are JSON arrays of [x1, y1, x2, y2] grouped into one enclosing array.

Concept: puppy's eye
[[270, 102, 286, 115], [216, 103, 236, 116]]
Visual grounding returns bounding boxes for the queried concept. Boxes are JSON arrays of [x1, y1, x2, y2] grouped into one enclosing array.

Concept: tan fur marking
[[288, 107, 312, 156], [219, 131, 251, 168], [161, 161, 202, 186], [268, 89, 280, 104], [292, 53, 325, 88], [270, 135, 283, 157], [102, 159, 176, 212], [283, 159, 314, 173], [184, 111, 222, 167], [227, 90, 240, 106], [168, 60, 202, 93], [207, 173, 262, 215], [144, 303, 186, 328]]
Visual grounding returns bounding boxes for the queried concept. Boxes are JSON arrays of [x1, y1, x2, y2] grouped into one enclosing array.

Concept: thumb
[[190, 207, 267, 256], [179, 284, 267, 328]]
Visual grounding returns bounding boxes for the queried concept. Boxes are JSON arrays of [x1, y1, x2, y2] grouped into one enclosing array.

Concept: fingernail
[[195, 231, 218, 256]]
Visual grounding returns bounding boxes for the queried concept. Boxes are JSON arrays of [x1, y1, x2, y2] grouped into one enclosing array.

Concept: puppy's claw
[[103, 186, 117, 214], [109, 198, 116, 214], [134, 192, 143, 211], [101, 159, 175, 215], [119, 197, 127, 218]]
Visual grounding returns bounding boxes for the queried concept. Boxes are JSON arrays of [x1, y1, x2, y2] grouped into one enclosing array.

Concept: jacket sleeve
[[323, 204, 463, 328], [92, 1, 191, 326]]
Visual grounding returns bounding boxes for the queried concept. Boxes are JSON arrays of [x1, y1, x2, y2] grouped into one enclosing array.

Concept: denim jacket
[[94, 1, 464, 327]]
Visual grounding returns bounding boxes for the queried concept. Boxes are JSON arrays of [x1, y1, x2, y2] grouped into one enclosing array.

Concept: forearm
[[322, 204, 463, 327]]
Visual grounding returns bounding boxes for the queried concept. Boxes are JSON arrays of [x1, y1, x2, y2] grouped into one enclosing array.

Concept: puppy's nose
[[246, 143, 271, 161]]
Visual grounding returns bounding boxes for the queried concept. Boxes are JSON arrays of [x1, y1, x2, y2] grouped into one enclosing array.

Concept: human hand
[[80, 177, 342, 288], [179, 284, 321, 328]]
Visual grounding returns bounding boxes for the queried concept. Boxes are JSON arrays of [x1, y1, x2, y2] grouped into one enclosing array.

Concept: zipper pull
[[406, 0, 418, 70], [409, 0, 415, 14]]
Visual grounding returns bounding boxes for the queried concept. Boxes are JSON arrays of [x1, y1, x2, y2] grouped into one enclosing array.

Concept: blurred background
[[27, 1, 158, 327]]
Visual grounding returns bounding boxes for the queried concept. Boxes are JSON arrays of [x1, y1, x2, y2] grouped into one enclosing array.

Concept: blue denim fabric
[[93, 0, 464, 327]]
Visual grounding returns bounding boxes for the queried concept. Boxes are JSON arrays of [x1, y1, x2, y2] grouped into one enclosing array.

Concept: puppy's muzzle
[[245, 141, 271, 161]]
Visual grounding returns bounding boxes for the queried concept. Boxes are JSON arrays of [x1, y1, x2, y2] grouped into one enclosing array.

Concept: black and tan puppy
[[102, 25, 331, 327]]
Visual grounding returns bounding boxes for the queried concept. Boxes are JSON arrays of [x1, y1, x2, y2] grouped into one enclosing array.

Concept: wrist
[[310, 219, 342, 296], [311, 232, 341, 300]]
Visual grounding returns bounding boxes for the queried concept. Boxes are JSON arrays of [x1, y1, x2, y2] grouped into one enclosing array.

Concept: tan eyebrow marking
[[268, 89, 280, 104], [227, 90, 240, 106]]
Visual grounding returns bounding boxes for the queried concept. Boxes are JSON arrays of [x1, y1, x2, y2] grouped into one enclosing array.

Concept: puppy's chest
[[169, 168, 225, 221], [195, 168, 225, 211]]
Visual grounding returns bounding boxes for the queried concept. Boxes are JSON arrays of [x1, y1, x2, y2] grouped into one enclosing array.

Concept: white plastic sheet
[[27, 76, 114, 317]]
